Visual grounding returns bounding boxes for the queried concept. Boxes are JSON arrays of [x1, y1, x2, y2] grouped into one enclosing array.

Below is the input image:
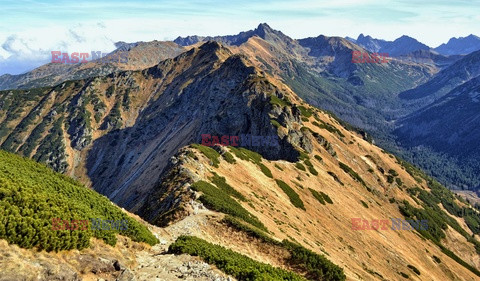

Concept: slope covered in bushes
[[0, 150, 158, 252]]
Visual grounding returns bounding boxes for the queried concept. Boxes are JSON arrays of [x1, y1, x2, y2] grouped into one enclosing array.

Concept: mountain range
[[1, 23, 480, 280], [349, 33, 480, 57]]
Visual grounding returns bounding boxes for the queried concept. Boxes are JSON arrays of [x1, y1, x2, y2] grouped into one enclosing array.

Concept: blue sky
[[1, 0, 480, 75]]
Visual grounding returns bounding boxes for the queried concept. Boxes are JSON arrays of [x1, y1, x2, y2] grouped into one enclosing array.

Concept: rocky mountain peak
[[254, 23, 274, 36]]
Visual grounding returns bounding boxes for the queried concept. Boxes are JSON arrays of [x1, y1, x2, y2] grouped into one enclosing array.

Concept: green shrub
[[274, 164, 284, 171], [464, 214, 480, 234], [388, 169, 399, 177], [432, 255, 441, 263], [295, 162, 306, 171], [275, 180, 305, 210], [169, 236, 306, 281], [309, 188, 325, 205], [210, 173, 246, 201], [398, 200, 480, 277], [387, 175, 395, 184], [312, 120, 345, 138], [308, 166, 319, 176], [321, 192, 333, 204], [395, 177, 403, 187], [314, 155, 323, 162], [106, 85, 114, 97], [327, 171, 344, 186], [222, 216, 277, 245], [191, 144, 220, 167], [298, 151, 310, 161], [258, 163, 273, 178], [361, 200, 369, 208], [438, 244, 480, 276], [0, 150, 158, 252], [301, 159, 318, 175], [222, 151, 236, 164], [271, 119, 282, 128], [282, 240, 346, 281], [222, 217, 346, 281], [191, 181, 265, 230], [407, 264, 420, 275], [230, 147, 274, 179], [339, 162, 367, 187], [229, 147, 262, 164], [270, 95, 291, 108], [297, 105, 313, 118]]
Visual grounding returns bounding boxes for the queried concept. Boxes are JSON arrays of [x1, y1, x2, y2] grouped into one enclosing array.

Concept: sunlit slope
[[145, 98, 480, 280]]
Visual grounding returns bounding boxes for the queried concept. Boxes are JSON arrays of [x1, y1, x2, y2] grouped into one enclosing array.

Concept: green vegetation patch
[[297, 105, 313, 118], [222, 216, 277, 245], [361, 200, 369, 208], [270, 95, 291, 108], [407, 264, 420, 275], [169, 235, 307, 281], [229, 147, 262, 164], [399, 200, 480, 276], [321, 192, 333, 204], [271, 119, 282, 128], [308, 165, 319, 176], [282, 240, 346, 281], [191, 180, 265, 230], [274, 164, 284, 171], [339, 162, 367, 188], [314, 155, 323, 162], [0, 150, 158, 252], [327, 171, 344, 186], [295, 162, 306, 171], [191, 144, 220, 167], [309, 188, 325, 205], [275, 179, 305, 210], [388, 169, 399, 177], [258, 163, 273, 178], [312, 120, 345, 138], [229, 147, 273, 179], [222, 151, 236, 164], [210, 173, 246, 201]]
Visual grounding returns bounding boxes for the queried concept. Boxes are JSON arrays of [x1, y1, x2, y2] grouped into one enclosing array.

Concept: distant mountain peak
[[357, 33, 374, 41], [435, 34, 480, 55], [174, 23, 289, 47], [354, 34, 386, 52], [256, 23, 273, 33]]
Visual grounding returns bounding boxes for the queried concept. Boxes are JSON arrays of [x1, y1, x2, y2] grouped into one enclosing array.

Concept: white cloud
[[0, 23, 118, 75]]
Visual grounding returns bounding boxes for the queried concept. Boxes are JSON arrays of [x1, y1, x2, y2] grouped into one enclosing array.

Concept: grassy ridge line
[[0, 150, 158, 252]]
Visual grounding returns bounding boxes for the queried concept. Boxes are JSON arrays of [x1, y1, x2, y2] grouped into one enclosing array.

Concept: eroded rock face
[[85, 44, 311, 212]]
